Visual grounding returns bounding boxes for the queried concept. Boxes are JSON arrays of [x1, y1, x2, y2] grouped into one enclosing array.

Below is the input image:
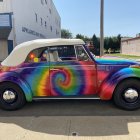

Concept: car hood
[[95, 58, 140, 66]]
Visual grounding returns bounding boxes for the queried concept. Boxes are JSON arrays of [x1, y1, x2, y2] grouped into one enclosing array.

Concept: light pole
[[100, 0, 104, 57]]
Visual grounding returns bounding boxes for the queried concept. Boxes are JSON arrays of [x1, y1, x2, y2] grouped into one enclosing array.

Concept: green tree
[[92, 34, 100, 55], [61, 29, 72, 39], [104, 34, 121, 53], [104, 37, 110, 51], [76, 34, 90, 42], [117, 34, 121, 51], [108, 37, 114, 52], [76, 34, 85, 40], [112, 37, 118, 52]]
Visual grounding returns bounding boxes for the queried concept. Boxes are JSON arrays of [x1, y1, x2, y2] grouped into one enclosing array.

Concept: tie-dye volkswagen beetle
[[0, 39, 140, 110]]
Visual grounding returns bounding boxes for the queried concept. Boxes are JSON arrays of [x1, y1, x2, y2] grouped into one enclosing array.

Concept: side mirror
[[33, 58, 39, 63]]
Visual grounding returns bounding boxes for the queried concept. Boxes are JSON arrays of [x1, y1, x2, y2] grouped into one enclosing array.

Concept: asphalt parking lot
[[0, 100, 140, 140]]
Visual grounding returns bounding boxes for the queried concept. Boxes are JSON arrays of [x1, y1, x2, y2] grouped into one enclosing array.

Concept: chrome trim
[[33, 97, 100, 100], [74, 45, 78, 60]]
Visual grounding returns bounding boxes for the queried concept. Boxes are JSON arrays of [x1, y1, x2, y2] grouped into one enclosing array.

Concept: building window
[[49, 8, 52, 14], [50, 26, 52, 32], [0, 0, 3, 2], [41, 0, 44, 5], [59, 21, 61, 27], [55, 18, 59, 26], [45, 21, 47, 28], [35, 13, 38, 22], [45, 0, 47, 5], [41, 18, 43, 26]]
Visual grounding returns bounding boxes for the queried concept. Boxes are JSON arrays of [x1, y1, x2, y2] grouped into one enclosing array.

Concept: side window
[[76, 46, 90, 61], [49, 45, 76, 61], [26, 48, 49, 63]]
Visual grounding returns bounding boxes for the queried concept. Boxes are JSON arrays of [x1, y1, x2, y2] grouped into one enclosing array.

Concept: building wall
[[12, 0, 61, 45], [0, 40, 8, 61], [121, 38, 140, 56]]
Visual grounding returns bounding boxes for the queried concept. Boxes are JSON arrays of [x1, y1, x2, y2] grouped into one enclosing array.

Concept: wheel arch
[[0, 77, 33, 102], [99, 74, 140, 100]]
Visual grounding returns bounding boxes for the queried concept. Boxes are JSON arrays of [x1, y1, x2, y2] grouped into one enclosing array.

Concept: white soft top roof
[[2, 38, 85, 66]]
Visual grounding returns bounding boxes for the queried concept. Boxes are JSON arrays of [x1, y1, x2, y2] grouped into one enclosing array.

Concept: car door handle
[[50, 68, 59, 71], [50, 68, 64, 71]]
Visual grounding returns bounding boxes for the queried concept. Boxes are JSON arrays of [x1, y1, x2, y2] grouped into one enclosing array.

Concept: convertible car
[[0, 39, 140, 110]]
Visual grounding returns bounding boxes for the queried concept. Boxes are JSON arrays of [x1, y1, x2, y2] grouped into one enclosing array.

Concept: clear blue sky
[[53, 0, 140, 37]]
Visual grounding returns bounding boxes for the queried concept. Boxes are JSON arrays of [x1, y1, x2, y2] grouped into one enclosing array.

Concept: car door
[[49, 45, 97, 97]]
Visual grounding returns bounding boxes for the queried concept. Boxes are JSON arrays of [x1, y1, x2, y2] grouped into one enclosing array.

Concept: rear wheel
[[0, 82, 26, 110], [113, 79, 140, 110]]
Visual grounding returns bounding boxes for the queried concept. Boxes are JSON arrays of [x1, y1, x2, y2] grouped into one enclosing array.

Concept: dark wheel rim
[[123, 88, 139, 103], [2, 89, 17, 104]]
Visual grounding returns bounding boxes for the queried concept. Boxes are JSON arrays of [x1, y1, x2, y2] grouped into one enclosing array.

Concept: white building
[[121, 35, 140, 56], [0, 0, 61, 61]]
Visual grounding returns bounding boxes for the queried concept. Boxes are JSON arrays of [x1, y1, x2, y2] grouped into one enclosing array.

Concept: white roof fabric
[[1, 39, 85, 66]]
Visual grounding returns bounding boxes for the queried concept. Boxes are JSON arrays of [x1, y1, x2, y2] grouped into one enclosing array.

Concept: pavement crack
[[68, 119, 71, 140]]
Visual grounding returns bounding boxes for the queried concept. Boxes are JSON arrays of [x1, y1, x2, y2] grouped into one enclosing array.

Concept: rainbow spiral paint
[[50, 65, 86, 96]]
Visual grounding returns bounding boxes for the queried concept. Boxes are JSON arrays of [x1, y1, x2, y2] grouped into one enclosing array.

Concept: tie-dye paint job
[[0, 61, 96, 100], [0, 57, 140, 102]]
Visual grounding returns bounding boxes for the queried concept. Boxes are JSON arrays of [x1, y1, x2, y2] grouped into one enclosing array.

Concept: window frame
[[24, 45, 92, 64], [75, 45, 92, 62]]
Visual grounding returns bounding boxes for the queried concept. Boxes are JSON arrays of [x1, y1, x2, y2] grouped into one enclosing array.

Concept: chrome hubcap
[[124, 88, 139, 103], [3, 90, 16, 103]]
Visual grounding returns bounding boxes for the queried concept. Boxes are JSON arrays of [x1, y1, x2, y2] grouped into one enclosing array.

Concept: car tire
[[113, 79, 140, 110], [0, 82, 26, 110]]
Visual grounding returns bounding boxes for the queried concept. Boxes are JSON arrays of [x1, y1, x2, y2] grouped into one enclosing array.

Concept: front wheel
[[113, 79, 140, 110], [0, 82, 26, 110]]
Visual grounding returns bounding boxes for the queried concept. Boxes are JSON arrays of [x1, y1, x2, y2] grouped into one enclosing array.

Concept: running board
[[33, 96, 100, 100]]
